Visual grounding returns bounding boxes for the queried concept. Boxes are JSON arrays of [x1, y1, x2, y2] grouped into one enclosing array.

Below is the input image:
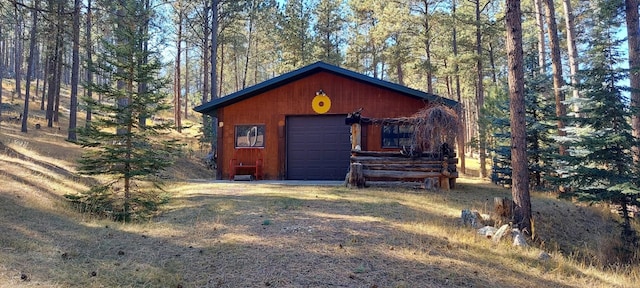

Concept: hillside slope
[[1, 83, 639, 287]]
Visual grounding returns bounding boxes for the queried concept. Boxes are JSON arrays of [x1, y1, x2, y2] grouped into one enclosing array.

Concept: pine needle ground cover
[[1, 87, 639, 287], [0, 135, 638, 288]]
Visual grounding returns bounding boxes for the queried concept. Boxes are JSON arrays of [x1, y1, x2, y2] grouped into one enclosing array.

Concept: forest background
[[1, 0, 635, 179]]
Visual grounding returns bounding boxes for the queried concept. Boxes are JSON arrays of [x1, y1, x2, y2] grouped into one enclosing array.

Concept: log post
[[439, 176, 450, 191], [348, 162, 366, 188], [440, 157, 450, 190], [351, 123, 361, 150]]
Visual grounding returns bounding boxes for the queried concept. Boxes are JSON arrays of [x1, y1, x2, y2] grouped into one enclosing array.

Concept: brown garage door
[[286, 115, 351, 180]]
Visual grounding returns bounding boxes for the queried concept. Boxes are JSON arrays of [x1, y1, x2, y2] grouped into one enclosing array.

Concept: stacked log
[[348, 150, 459, 189]]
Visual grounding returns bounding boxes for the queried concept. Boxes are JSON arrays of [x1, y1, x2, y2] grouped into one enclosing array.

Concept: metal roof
[[193, 61, 459, 115]]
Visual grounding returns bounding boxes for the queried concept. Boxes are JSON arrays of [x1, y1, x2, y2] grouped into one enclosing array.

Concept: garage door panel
[[286, 115, 351, 180]]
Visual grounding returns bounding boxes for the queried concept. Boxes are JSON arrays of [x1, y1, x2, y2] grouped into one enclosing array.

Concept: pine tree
[[488, 55, 555, 189], [557, 0, 639, 258], [72, 0, 180, 222]]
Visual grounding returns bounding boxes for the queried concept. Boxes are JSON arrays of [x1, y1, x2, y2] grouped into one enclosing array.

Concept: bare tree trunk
[[242, 0, 255, 90], [202, 0, 210, 104], [0, 22, 3, 123], [68, 0, 80, 141], [475, 0, 487, 178], [53, 38, 63, 123], [85, 0, 93, 125], [627, 0, 640, 162], [40, 47, 47, 111], [184, 40, 189, 119], [211, 0, 219, 100], [562, 0, 580, 104], [488, 40, 497, 84], [443, 59, 451, 97], [233, 38, 239, 91], [452, 0, 465, 174], [533, 0, 546, 74], [218, 39, 224, 96], [22, 1, 39, 133], [201, 0, 211, 146], [175, 2, 183, 133], [46, 3, 63, 128], [34, 42, 41, 103], [506, 0, 532, 236], [14, 5, 23, 100], [543, 0, 567, 155], [422, 0, 433, 94]]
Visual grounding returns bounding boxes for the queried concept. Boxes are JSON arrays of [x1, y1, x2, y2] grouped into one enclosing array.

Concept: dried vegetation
[[1, 85, 639, 287]]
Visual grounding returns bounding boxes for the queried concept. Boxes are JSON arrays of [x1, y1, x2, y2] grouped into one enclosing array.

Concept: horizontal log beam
[[362, 169, 459, 179], [351, 156, 458, 165], [363, 163, 455, 172], [351, 150, 457, 158]]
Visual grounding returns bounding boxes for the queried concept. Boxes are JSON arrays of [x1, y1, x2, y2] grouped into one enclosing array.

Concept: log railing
[[347, 150, 458, 189]]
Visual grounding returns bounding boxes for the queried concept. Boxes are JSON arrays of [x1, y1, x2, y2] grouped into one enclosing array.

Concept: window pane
[[382, 124, 414, 148], [235, 125, 265, 147]]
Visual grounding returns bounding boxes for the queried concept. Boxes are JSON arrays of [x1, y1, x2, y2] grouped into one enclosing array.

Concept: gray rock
[[477, 226, 498, 238], [461, 209, 480, 228], [538, 251, 551, 261], [511, 228, 528, 247], [492, 224, 510, 243]]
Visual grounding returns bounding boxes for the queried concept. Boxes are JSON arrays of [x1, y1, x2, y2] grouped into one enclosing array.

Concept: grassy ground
[[1, 82, 639, 287]]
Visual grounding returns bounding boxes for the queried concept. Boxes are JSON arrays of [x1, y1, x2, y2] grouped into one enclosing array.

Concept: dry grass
[[2, 83, 640, 287]]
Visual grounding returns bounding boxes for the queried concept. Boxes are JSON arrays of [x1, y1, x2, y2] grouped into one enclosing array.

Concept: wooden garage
[[194, 61, 458, 180]]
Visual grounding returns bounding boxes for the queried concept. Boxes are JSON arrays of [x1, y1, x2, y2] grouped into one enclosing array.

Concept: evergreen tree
[[556, 0, 639, 258], [313, 0, 345, 65], [72, 0, 180, 222], [488, 55, 555, 189], [277, 0, 313, 72]]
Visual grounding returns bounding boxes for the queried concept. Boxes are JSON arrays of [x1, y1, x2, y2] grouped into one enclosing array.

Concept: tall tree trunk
[[627, 0, 640, 162], [53, 38, 63, 123], [46, 2, 63, 128], [202, 1, 210, 104], [488, 40, 497, 83], [443, 59, 451, 97], [46, 48, 56, 127], [243, 0, 255, 90], [533, 0, 546, 74], [138, 0, 150, 128], [14, 5, 23, 100], [0, 23, 3, 123], [201, 0, 211, 147], [85, 0, 93, 125], [233, 38, 239, 91], [506, 0, 532, 237], [211, 0, 219, 100], [423, 0, 433, 94], [562, 0, 580, 104], [34, 42, 41, 102], [543, 0, 567, 155], [452, 0, 465, 174], [68, 0, 80, 141], [40, 48, 47, 111], [184, 40, 189, 119], [22, 0, 39, 133], [475, 0, 487, 178], [218, 39, 224, 96], [175, 2, 183, 133]]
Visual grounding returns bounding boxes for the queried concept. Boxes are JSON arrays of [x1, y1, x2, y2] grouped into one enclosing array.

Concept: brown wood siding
[[218, 71, 433, 179]]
